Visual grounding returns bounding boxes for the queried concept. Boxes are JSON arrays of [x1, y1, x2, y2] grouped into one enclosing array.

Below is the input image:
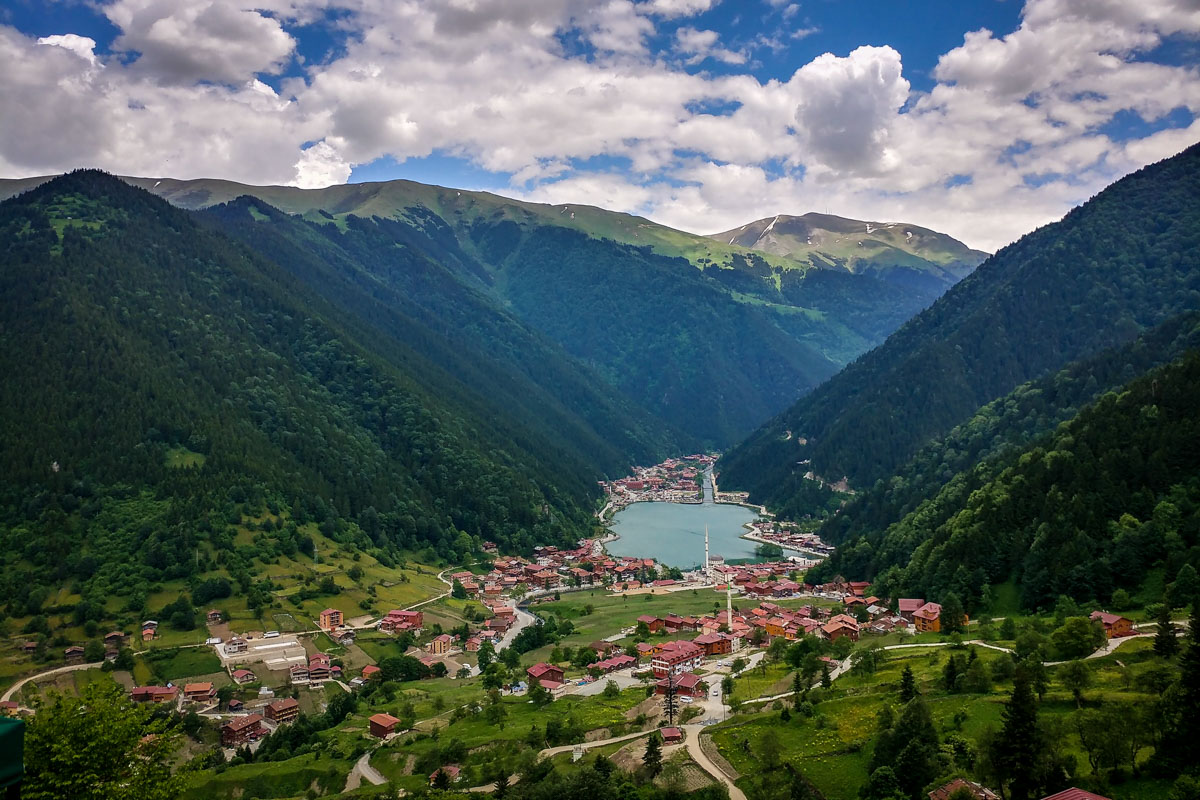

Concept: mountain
[[808, 312, 1200, 609], [719, 142, 1200, 504], [821, 344, 1200, 612], [0, 171, 683, 614], [711, 212, 987, 295], [0, 175, 983, 444]]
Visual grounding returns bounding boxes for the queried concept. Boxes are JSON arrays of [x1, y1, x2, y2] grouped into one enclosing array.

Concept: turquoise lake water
[[605, 501, 761, 567]]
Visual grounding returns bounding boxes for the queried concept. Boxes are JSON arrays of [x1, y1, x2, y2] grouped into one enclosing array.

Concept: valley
[[1, 140, 1198, 800]]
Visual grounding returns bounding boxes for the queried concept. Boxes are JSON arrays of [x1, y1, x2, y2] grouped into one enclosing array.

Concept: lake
[[605, 501, 761, 568]]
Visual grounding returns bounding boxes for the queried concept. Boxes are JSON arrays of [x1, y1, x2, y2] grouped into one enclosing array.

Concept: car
[[679, 696, 693, 703], [711, 688, 720, 696], [205, 637, 222, 645]]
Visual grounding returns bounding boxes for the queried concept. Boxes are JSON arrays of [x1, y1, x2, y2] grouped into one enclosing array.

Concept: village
[[0, 464, 1169, 800]]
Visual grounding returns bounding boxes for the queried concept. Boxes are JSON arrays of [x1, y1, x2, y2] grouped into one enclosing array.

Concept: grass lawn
[[181, 752, 353, 799], [141, 647, 223, 682]]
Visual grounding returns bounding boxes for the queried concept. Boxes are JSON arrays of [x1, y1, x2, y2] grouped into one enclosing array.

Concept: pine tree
[[1154, 600, 1179, 658], [643, 732, 663, 778], [899, 664, 918, 702], [942, 592, 966, 634], [994, 667, 1042, 800]]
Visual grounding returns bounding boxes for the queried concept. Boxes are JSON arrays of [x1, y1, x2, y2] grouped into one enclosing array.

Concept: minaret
[[704, 525, 710, 583]]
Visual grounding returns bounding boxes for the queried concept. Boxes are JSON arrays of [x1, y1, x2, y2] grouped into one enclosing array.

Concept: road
[[344, 750, 387, 792], [1, 661, 98, 703]]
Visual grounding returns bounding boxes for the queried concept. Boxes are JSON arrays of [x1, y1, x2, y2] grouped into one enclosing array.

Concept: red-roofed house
[[897, 598, 926, 622], [1088, 611, 1133, 639], [527, 662, 564, 687], [651, 640, 704, 678], [655, 671, 706, 697], [265, 697, 300, 724], [427, 634, 453, 655], [221, 713, 265, 746], [928, 779, 1000, 800], [913, 602, 943, 633], [1039, 789, 1112, 800], [369, 712, 401, 738], [430, 765, 462, 785], [183, 682, 215, 703], [362, 665, 382, 680], [660, 727, 684, 744], [131, 686, 178, 704], [693, 632, 732, 656], [318, 608, 343, 631], [637, 615, 664, 633], [231, 669, 256, 685]]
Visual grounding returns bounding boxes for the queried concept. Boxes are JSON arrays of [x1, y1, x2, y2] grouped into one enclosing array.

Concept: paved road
[[1, 661, 98, 702], [684, 723, 747, 800], [344, 750, 387, 792]]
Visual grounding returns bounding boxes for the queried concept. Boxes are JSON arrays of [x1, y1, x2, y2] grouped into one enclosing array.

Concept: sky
[[1, 1, 1198, 251]]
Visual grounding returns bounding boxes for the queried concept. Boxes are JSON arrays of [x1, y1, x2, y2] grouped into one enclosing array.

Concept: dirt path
[[2, 662, 98, 702]]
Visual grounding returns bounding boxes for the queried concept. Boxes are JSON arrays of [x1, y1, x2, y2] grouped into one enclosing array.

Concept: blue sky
[[1, 0, 1197, 249]]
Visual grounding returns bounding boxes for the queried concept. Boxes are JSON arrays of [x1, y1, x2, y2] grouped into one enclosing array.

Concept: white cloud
[[37, 34, 98, 65], [104, 0, 296, 84], [640, 0, 718, 19], [675, 27, 746, 64], [0, 0, 1198, 252]]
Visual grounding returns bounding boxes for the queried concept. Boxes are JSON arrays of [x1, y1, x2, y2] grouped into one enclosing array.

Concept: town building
[[655, 672, 705, 697], [427, 634, 453, 655], [526, 662, 565, 688], [318, 608, 344, 631], [897, 598, 926, 622], [265, 697, 300, 724], [913, 602, 943, 633], [220, 713, 265, 746], [651, 640, 704, 678]]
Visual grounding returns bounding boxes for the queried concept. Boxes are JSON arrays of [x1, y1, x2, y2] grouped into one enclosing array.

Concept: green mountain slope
[[0, 171, 676, 610], [817, 344, 1200, 611], [0, 175, 981, 444], [711, 212, 987, 294], [720, 142, 1200, 502]]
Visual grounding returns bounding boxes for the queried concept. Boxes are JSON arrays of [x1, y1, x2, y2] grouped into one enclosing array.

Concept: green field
[[141, 647, 223, 682]]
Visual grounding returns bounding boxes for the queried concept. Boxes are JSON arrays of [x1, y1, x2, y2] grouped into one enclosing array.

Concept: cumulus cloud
[[675, 27, 746, 64], [789, 46, 909, 176], [105, 0, 296, 84], [640, 0, 719, 19], [0, 0, 1198, 251], [37, 34, 98, 65]]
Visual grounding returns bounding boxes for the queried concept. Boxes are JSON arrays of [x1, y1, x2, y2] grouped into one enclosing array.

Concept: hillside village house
[[225, 637, 249, 655], [318, 608, 344, 631], [526, 662, 565, 688], [64, 645, 85, 662], [427, 634, 453, 655], [308, 653, 332, 682], [913, 602, 943, 633], [369, 712, 401, 738], [898, 598, 925, 622], [929, 779, 1001, 800], [220, 713, 265, 746], [1089, 610, 1134, 638], [183, 682, 216, 703], [131, 686, 179, 704], [265, 697, 300, 724], [656, 671, 706, 697], [379, 609, 423, 633], [289, 664, 309, 684], [231, 669, 256, 685], [430, 765, 462, 785]]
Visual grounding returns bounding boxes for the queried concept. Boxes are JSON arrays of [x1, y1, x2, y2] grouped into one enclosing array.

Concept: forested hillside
[[0, 174, 985, 445], [0, 171, 675, 618], [811, 343, 1200, 611], [720, 142, 1200, 502]]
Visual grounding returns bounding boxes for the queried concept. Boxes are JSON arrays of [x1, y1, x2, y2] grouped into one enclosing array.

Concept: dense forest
[[721, 142, 1200, 503], [808, 345, 1200, 611], [0, 173, 983, 447], [0, 171, 677, 618]]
